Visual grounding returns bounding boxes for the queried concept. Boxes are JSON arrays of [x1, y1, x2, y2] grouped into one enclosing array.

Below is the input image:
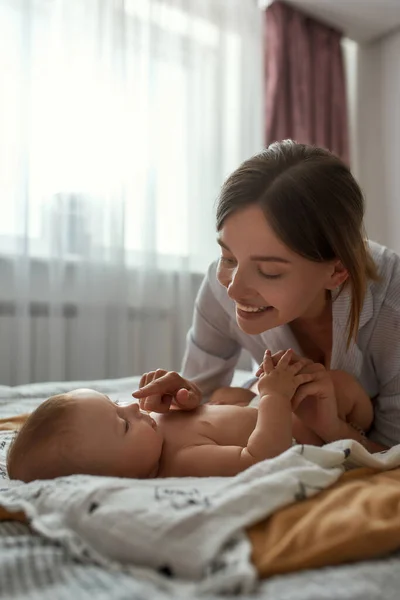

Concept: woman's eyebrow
[[217, 239, 290, 263], [250, 255, 291, 264], [216, 238, 229, 250]]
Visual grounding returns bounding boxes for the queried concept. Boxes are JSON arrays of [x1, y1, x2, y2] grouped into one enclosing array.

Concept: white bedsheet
[[1, 440, 400, 595]]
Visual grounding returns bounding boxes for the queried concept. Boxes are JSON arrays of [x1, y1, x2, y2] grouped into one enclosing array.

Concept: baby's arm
[[171, 351, 312, 477]]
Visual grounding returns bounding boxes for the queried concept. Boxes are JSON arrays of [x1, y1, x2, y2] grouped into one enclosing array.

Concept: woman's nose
[[227, 267, 250, 300]]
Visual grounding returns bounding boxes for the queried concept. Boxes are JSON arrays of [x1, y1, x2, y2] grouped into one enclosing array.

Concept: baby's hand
[[258, 349, 313, 402], [255, 350, 313, 377]]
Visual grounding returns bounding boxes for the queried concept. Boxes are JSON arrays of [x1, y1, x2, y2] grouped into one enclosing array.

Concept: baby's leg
[[329, 370, 373, 432], [209, 387, 256, 406]]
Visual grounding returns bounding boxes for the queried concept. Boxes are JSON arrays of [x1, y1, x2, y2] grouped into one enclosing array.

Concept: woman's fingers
[[133, 371, 201, 412], [276, 349, 293, 369], [289, 358, 312, 375], [133, 371, 182, 398], [294, 373, 314, 387], [139, 374, 146, 389], [137, 369, 171, 411], [139, 372, 153, 409], [174, 388, 201, 411], [291, 381, 319, 409], [141, 394, 172, 413], [291, 372, 326, 408]]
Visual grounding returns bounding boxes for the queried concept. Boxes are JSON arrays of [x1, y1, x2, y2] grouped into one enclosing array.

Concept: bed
[[0, 371, 400, 600]]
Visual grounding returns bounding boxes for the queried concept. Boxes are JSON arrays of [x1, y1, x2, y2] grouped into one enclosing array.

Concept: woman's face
[[216, 205, 339, 334]]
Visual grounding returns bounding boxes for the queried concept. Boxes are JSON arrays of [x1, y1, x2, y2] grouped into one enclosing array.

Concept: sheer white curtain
[[0, 0, 263, 385]]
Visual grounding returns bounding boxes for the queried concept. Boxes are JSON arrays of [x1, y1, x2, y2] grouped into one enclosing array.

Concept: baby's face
[[69, 389, 163, 478]]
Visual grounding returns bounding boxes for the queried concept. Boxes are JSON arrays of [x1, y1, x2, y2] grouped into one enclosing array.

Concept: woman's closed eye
[[220, 256, 236, 266], [258, 269, 283, 279], [257, 267, 283, 280]]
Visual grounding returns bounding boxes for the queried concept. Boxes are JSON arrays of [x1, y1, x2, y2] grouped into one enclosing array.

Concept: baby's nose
[[126, 402, 140, 417]]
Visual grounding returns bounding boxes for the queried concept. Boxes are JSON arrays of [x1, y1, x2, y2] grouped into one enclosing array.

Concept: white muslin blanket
[[1, 440, 400, 595]]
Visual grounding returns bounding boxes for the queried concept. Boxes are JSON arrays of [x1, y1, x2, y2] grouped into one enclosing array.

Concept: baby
[[7, 350, 373, 482]]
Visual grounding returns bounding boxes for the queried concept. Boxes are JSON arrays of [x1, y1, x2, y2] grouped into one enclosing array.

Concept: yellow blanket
[[249, 466, 400, 576]]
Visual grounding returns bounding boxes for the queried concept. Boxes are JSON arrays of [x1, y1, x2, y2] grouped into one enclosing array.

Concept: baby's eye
[[125, 419, 130, 433]]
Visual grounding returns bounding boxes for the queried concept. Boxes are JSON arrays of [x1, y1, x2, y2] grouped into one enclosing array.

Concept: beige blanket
[[248, 466, 400, 576]]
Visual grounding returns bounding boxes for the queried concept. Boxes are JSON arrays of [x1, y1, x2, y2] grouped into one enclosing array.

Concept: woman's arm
[[181, 261, 242, 397], [366, 295, 400, 448], [324, 420, 387, 453], [292, 366, 388, 452], [367, 371, 400, 449]]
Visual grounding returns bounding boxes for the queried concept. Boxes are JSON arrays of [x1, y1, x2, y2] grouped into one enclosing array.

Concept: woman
[[133, 140, 400, 452]]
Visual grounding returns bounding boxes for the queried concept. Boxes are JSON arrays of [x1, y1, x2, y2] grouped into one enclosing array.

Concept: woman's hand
[[292, 363, 342, 441], [132, 370, 202, 413]]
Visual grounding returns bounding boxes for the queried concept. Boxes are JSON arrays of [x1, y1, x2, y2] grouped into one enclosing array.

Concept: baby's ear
[[6, 429, 22, 479], [6, 430, 18, 459]]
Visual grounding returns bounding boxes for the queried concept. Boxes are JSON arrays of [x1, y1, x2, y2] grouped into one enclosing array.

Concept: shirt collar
[[332, 282, 374, 330]]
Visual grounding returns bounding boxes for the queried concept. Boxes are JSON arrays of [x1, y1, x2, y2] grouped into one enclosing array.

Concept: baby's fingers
[[262, 350, 274, 374]]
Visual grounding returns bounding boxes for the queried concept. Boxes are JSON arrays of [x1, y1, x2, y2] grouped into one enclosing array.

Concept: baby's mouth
[[140, 410, 157, 429]]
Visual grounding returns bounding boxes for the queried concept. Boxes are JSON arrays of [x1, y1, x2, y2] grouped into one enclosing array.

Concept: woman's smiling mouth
[[235, 303, 274, 319]]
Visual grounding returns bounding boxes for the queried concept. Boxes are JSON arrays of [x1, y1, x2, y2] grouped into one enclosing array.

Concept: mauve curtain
[[264, 0, 349, 163]]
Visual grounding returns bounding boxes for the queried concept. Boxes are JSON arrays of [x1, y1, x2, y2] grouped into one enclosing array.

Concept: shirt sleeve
[[368, 299, 400, 447], [369, 372, 400, 447], [181, 263, 241, 397]]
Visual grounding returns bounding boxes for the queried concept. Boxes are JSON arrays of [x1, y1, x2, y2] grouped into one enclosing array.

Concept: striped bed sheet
[[0, 371, 400, 599]]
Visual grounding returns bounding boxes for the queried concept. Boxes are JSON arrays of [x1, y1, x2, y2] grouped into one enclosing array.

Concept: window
[[0, 0, 263, 271]]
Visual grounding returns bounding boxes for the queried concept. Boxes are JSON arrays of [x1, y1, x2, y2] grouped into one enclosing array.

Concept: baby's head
[[7, 389, 163, 482]]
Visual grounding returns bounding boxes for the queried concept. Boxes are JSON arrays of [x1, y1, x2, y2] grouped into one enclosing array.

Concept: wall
[[345, 30, 400, 254]]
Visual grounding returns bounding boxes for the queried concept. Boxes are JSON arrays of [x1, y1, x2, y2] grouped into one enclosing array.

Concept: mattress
[[0, 371, 399, 599]]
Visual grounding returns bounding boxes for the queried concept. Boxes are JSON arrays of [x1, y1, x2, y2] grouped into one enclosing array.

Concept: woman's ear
[[325, 260, 348, 290]]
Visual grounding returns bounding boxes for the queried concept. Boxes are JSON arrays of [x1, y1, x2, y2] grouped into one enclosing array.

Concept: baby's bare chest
[[155, 406, 258, 477], [157, 405, 258, 450]]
